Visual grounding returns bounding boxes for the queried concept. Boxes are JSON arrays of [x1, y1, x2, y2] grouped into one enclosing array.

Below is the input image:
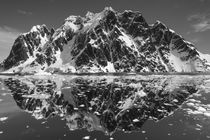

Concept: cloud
[[188, 13, 210, 32], [49, 0, 56, 2], [17, 9, 32, 15], [0, 26, 20, 44], [199, 0, 207, 2], [0, 26, 21, 61], [190, 38, 200, 44]]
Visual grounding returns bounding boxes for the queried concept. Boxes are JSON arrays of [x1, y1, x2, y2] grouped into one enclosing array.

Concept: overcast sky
[[0, 0, 210, 61]]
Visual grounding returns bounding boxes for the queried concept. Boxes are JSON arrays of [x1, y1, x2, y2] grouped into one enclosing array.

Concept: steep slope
[[0, 7, 209, 74], [0, 25, 53, 72], [198, 52, 210, 71]]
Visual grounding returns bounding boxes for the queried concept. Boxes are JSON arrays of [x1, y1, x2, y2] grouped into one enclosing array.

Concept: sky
[[0, 0, 210, 61]]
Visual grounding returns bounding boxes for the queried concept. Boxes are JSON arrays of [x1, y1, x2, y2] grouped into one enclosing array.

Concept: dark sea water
[[0, 75, 210, 140]]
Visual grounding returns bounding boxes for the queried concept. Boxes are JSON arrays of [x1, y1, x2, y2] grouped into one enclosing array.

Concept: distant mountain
[[0, 7, 210, 74]]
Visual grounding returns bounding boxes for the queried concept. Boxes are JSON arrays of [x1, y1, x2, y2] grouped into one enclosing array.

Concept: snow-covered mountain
[[0, 7, 210, 74]]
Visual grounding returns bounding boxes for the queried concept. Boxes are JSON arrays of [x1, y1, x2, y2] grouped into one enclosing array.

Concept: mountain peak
[[1, 8, 210, 74], [85, 11, 95, 19], [30, 24, 48, 32], [153, 20, 167, 29], [104, 6, 114, 11]]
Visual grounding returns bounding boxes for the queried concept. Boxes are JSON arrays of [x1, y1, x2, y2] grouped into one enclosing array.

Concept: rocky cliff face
[[2, 25, 52, 69], [0, 7, 210, 74]]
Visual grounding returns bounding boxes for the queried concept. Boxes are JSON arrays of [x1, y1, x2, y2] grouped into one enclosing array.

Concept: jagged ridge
[[0, 7, 210, 74]]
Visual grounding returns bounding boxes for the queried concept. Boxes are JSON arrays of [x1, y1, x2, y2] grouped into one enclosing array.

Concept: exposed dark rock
[[0, 7, 209, 73]]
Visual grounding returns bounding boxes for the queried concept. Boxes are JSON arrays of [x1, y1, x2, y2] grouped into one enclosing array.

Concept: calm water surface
[[0, 75, 210, 140]]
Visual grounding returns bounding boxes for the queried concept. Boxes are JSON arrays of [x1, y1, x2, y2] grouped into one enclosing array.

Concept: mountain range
[[0, 7, 210, 74]]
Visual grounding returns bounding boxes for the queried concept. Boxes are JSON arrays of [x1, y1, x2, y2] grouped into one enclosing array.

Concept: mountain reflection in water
[[2, 75, 206, 135]]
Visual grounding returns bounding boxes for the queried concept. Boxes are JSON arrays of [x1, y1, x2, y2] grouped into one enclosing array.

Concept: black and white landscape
[[1, 0, 210, 140], [1, 75, 210, 140], [0, 7, 210, 74]]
